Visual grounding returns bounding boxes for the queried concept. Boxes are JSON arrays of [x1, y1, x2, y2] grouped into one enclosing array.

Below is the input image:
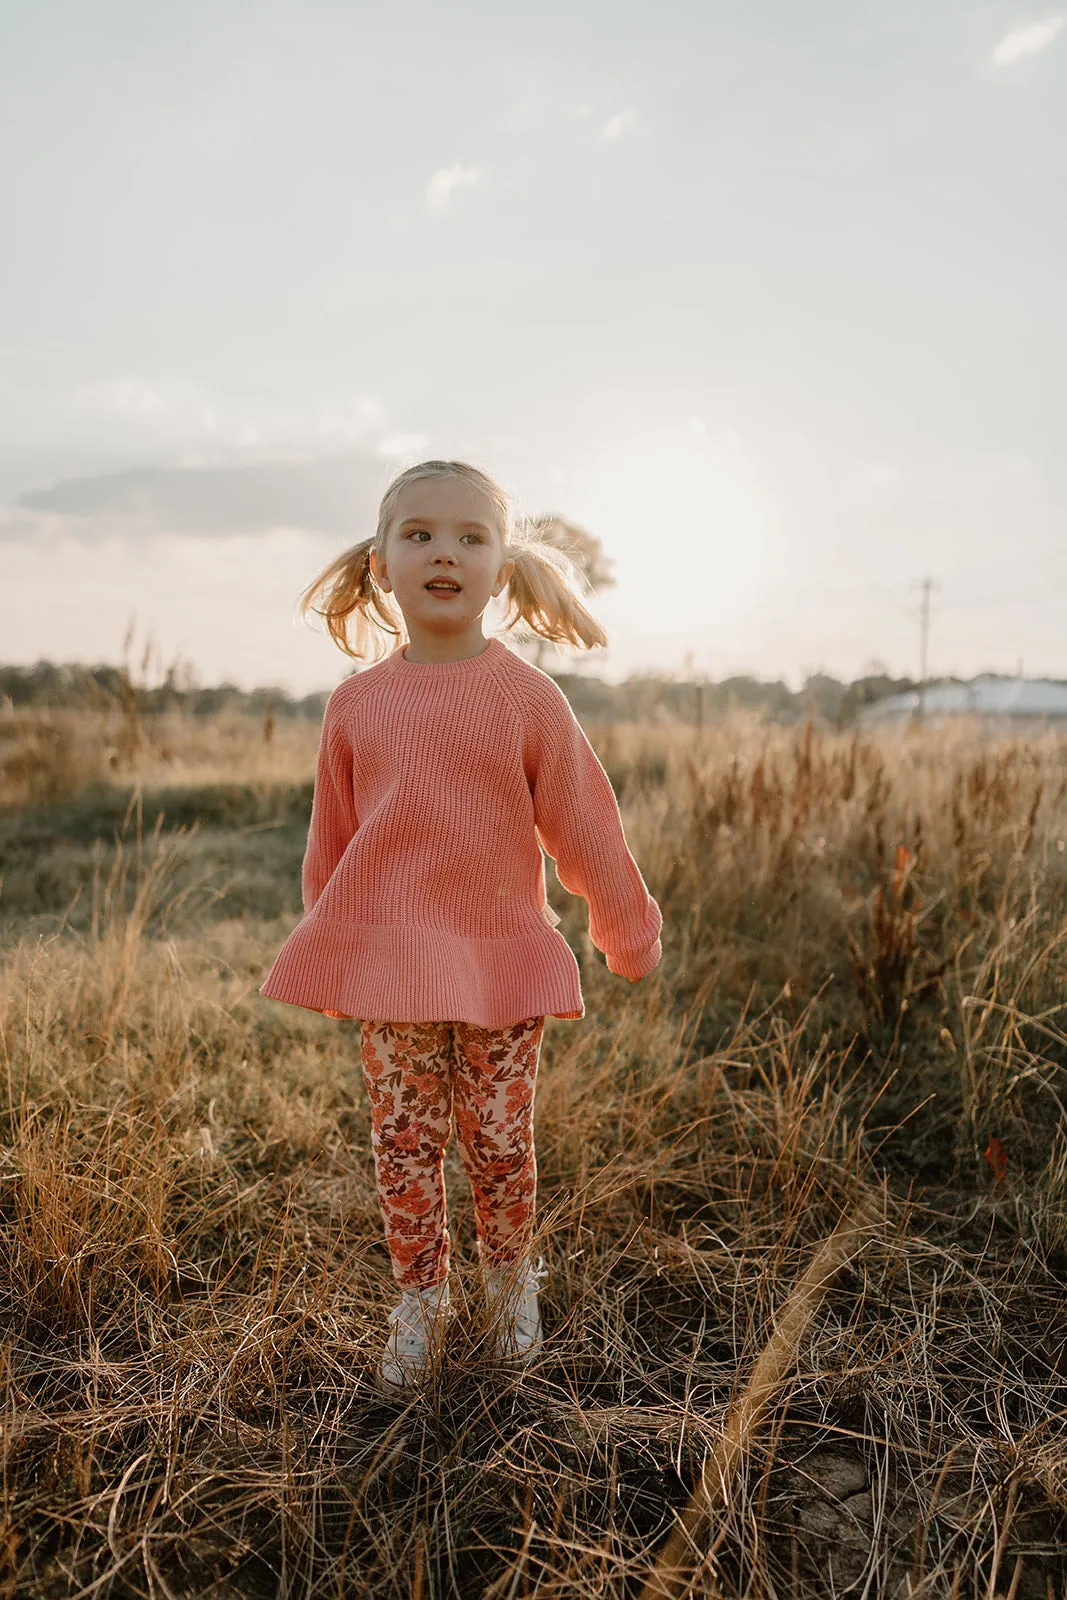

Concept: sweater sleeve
[[301, 690, 359, 915], [528, 681, 662, 981]]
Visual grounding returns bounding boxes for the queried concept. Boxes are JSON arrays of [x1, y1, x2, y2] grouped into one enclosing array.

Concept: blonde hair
[[298, 458, 609, 663]]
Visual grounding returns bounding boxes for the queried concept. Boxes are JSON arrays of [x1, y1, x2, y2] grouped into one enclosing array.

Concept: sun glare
[[564, 421, 784, 671]]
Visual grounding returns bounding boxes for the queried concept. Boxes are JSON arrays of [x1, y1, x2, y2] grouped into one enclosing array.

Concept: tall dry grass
[[0, 703, 1065, 1597]]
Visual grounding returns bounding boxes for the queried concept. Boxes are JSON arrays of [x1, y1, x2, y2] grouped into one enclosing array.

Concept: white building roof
[[861, 676, 1067, 722]]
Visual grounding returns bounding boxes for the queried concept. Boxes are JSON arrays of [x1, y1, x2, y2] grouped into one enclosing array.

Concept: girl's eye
[[406, 529, 483, 544]]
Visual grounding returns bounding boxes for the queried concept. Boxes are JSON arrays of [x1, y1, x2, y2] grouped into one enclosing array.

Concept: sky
[[1, 0, 1065, 696]]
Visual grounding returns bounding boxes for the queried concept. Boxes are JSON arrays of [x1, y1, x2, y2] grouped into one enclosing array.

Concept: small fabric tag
[[541, 902, 562, 928]]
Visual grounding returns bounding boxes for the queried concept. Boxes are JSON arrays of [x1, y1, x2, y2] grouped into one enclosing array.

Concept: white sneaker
[[378, 1279, 451, 1389], [484, 1256, 547, 1363]]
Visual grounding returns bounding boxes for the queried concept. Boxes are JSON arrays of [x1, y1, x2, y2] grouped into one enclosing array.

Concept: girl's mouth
[[425, 581, 462, 594]]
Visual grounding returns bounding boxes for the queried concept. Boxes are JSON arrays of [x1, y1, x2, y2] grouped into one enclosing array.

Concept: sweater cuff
[[606, 936, 662, 982]]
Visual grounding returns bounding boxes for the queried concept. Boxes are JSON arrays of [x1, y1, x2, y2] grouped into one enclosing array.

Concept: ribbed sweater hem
[[259, 917, 587, 1028]]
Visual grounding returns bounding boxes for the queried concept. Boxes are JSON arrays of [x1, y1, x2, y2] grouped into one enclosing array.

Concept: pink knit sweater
[[259, 636, 662, 1027]]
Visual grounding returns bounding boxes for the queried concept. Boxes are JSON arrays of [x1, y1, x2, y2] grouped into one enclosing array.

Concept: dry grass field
[[1, 695, 1066, 1598]]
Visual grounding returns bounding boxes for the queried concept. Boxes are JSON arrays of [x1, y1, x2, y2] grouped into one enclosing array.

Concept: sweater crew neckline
[[392, 636, 504, 676]]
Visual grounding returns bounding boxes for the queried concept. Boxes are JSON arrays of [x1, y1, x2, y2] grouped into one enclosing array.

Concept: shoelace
[[388, 1287, 449, 1357], [493, 1257, 548, 1339], [518, 1256, 548, 1297]]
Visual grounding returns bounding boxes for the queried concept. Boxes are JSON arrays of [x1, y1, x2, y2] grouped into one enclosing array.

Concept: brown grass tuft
[[0, 708, 1065, 1596]]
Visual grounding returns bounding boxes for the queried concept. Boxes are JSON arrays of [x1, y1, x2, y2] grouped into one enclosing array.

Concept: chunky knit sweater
[[258, 635, 663, 1027]]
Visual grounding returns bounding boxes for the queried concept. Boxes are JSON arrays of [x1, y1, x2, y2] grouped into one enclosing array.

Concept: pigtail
[[298, 457, 608, 664], [298, 538, 407, 664], [500, 536, 609, 652]]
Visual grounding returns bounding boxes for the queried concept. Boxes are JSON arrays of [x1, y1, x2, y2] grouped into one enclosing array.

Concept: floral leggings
[[356, 1015, 545, 1291]]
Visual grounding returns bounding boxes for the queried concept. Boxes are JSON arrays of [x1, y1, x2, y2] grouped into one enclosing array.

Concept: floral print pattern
[[357, 1015, 545, 1291]]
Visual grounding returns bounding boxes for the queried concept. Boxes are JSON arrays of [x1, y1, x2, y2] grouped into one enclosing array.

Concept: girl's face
[[370, 476, 514, 639]]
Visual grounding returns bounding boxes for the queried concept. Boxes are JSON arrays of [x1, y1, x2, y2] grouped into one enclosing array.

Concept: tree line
[[0, 656, 919, 728]]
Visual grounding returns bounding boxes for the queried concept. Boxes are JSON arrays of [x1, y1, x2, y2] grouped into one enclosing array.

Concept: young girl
[[259, 459, 662, 1388]]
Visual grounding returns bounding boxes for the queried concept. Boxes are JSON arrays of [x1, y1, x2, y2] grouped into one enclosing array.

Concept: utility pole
[[919, 576, 931, 718], [912, 576, 938, 719]]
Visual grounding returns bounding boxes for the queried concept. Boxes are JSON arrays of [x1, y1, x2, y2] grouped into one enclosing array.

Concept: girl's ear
[[493, 558, 515, 598], [369, 545, 391, 592]]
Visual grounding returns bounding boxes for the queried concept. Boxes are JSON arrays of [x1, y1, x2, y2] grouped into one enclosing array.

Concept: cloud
[[601, 109, 637, 140], [375, 433, 429, 461], [72, 377, 170, 420], [3, 452, 395, 544], [425, 162, 483, 212], [989, 15, 1064, 68], [858, 462, 902, 491], [58, 379, 387, 459]]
